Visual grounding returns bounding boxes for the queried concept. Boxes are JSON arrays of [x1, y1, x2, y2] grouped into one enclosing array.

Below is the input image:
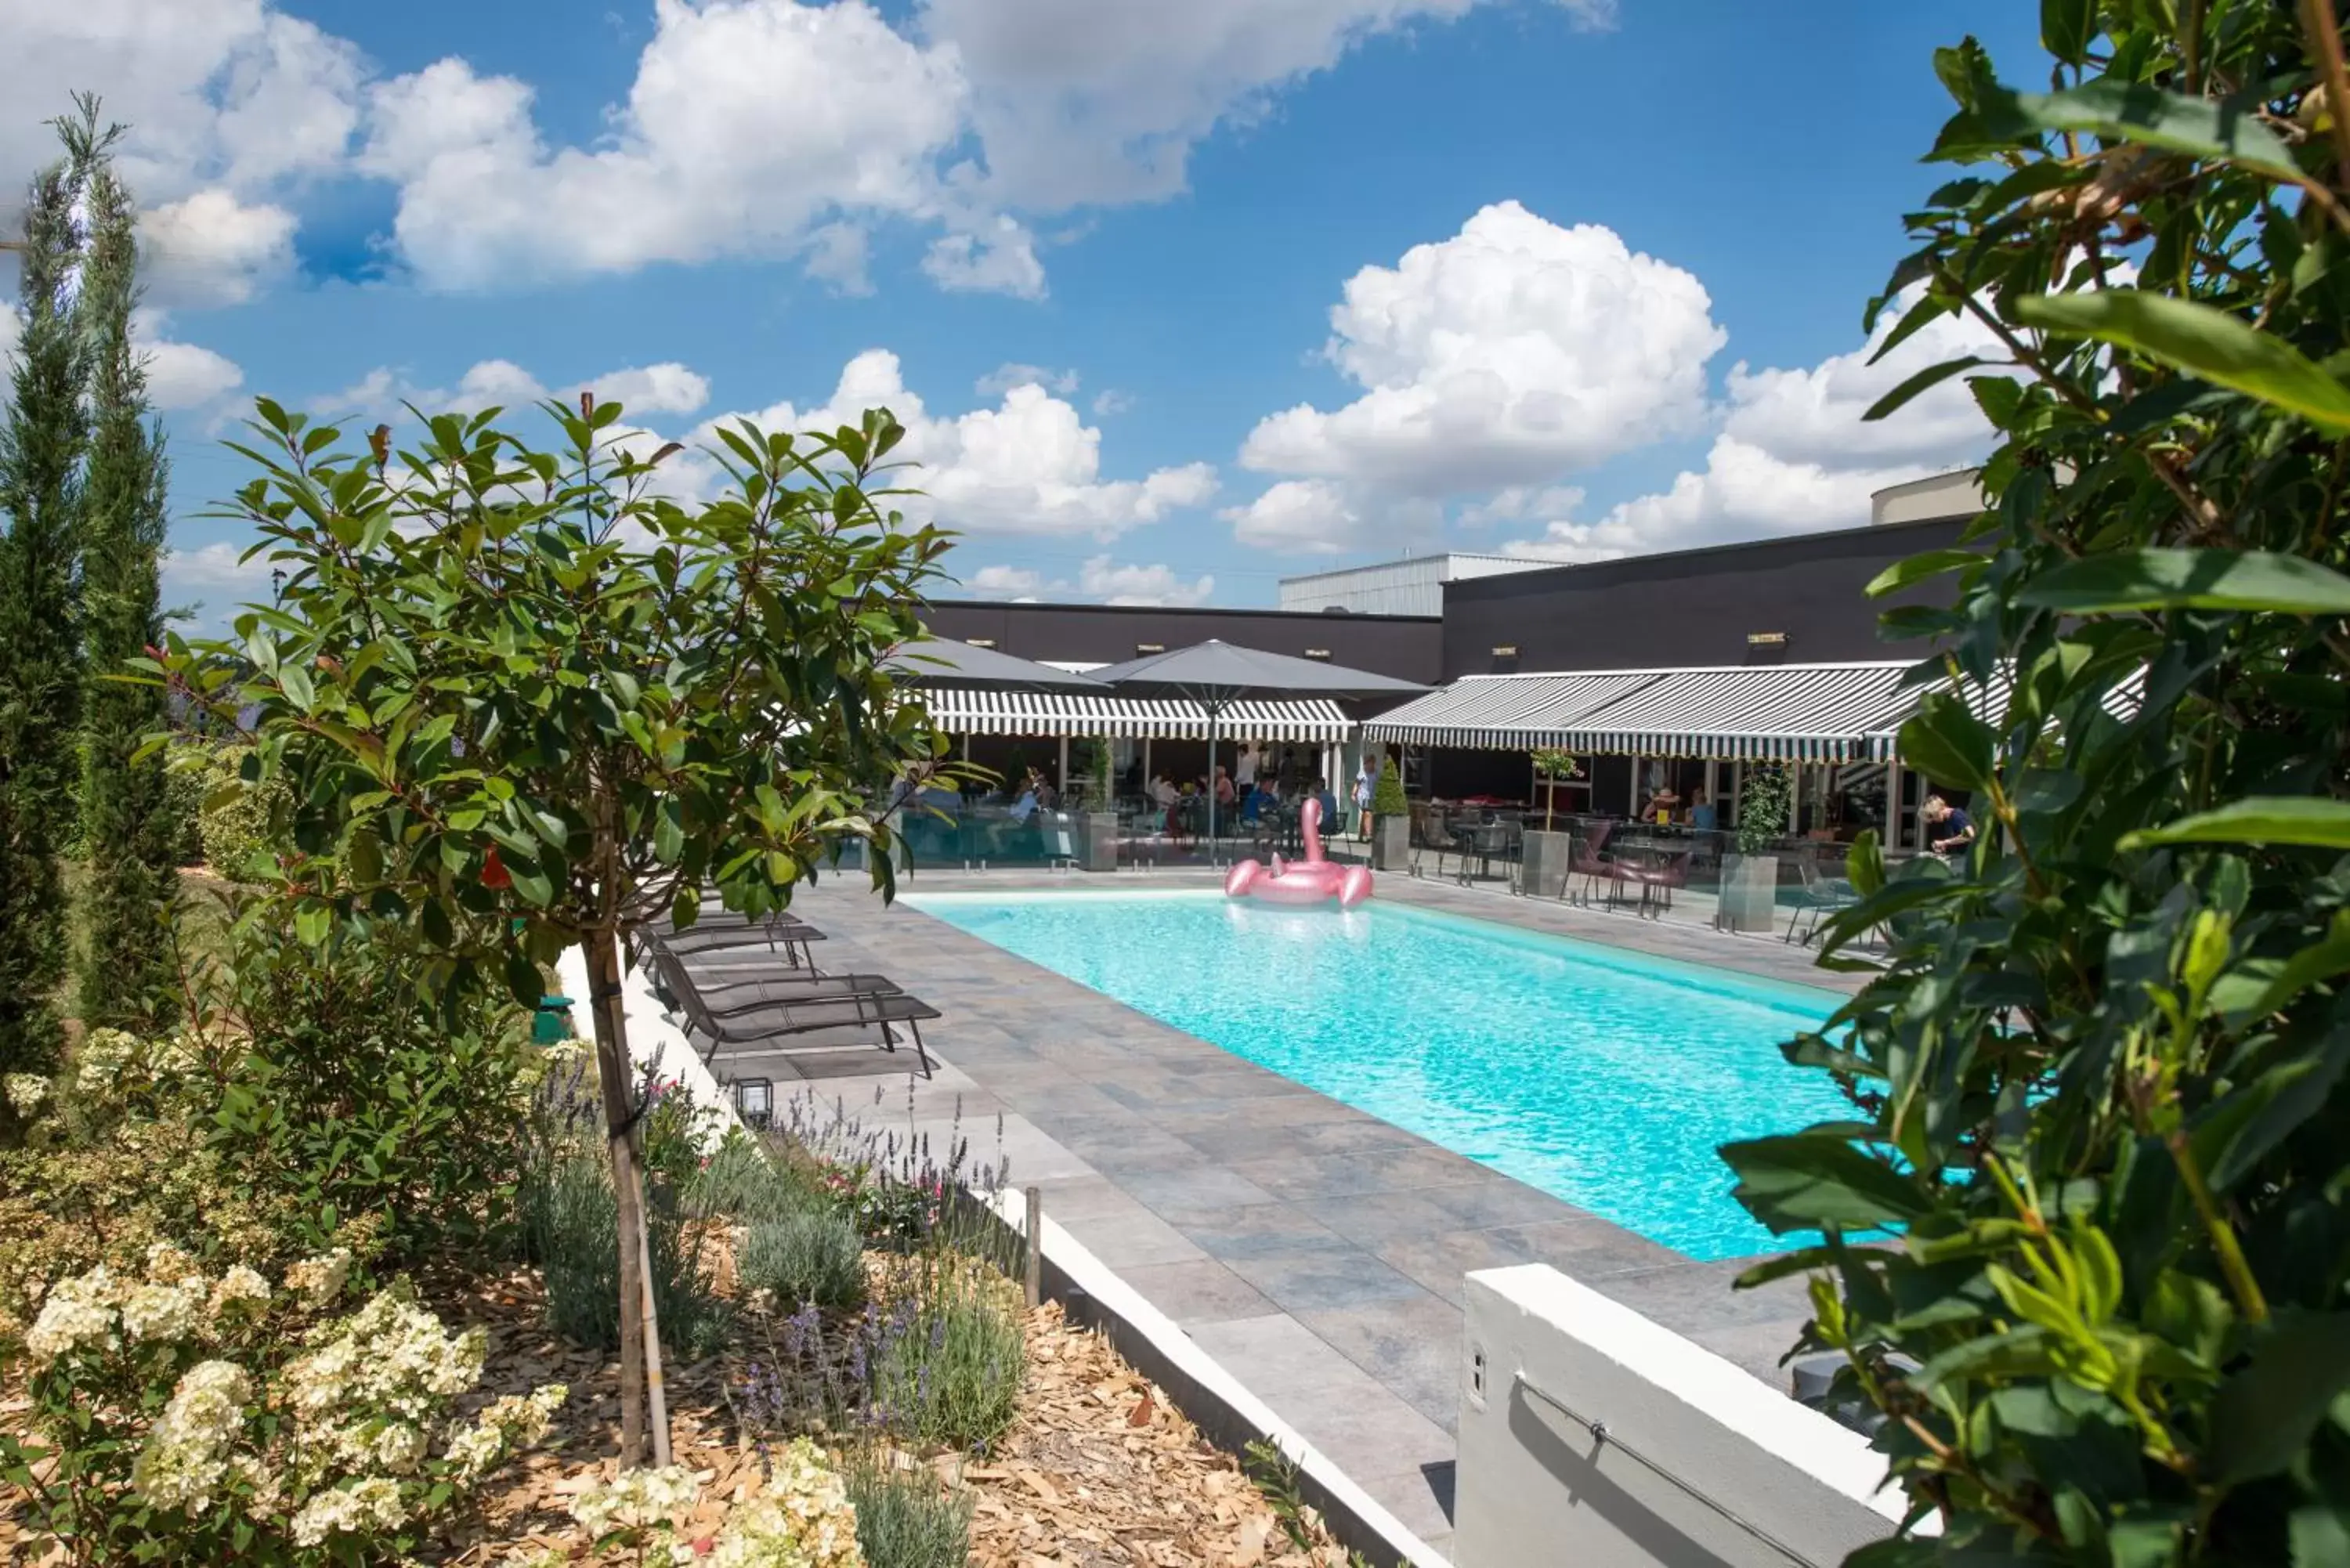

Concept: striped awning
[[1864, 667, 2146, 761], [915, 690, 1353, 742], [1361, 670, 1667, 749], [1557, 663, 1918, 762]]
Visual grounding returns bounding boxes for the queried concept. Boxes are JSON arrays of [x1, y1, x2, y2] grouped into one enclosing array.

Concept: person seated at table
[[1638, 785, 1681, 825], [1688, 790, 1718, 832], [1213, 765, 1235, 811], [1311, 775, 1339, 828], [1242, 778, 1274, 825]]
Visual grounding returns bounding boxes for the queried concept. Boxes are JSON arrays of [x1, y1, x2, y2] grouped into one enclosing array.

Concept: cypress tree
[[0, 109, 93, 1088], [74, 103, 177, 1032]]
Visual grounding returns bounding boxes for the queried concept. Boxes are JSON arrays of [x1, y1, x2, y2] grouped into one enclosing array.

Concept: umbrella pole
[[1207, 703, 1220, 864]]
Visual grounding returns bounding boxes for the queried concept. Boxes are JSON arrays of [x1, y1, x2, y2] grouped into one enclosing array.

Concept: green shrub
[[157, 746, 207, 868], [186, 744, 288, 879], [1733, 764, 1788, 854], [739, 1209, 866, 1312], [1370, 756, 1406, 817], [209, 898, 533, 1263], [1716, 13, 2350, 1563], [845, 1451, 973, 1568], [873, 1273, 1024, 1451]]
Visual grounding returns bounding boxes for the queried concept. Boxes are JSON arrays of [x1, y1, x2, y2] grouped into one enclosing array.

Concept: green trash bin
[[532, 995, 575, 1045]]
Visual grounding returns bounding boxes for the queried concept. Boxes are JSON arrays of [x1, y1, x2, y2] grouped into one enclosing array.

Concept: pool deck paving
[[720, 868, 1867, 1561]]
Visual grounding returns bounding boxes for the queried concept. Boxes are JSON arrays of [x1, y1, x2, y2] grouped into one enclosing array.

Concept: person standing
[[1353, 761, 1376, 841], [1235, 743, 1257, 793]]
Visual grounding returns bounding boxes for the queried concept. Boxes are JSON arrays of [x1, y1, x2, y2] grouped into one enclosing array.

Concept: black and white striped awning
[[1361, 670, 1667, 749], [915, 690, 1353, 742], [1864, 667, 2146, 761], [1556, 663, 1919, 762]]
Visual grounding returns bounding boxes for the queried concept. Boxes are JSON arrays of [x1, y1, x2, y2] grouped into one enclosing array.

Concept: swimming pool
[[906, 891, 1849, 1261]]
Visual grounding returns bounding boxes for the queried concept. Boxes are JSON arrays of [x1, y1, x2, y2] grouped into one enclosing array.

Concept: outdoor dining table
[[1452, 821, 1517, 884]]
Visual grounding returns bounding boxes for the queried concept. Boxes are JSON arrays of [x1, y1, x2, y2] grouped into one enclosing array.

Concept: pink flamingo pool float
[[1224, 797, 1375, 909]]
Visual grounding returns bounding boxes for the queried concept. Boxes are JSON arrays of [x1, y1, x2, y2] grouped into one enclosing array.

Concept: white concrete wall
[[555, 941, 740, 1150], [1455, 1266, 1917, 1568]]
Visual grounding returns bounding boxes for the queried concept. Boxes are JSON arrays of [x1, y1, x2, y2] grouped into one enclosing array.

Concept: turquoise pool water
[[907, 891, 1848, 1261]]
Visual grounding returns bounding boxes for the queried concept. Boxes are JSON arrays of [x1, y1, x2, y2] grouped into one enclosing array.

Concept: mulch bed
[[428, 1266, 1355, 1566]]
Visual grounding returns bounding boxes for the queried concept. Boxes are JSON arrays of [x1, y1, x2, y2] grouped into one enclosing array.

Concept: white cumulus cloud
[[956, 555, 1213, 606], [359, 1, 967, 291], [1227, 201, 1724, 553], [916, 0, 1614, 212], [1503, 287, 2004, 561], [701, 349, 1217, 538], [976, 363, 1079, 398], [131, 309, 244, 410], [2, 2, 364, 305]]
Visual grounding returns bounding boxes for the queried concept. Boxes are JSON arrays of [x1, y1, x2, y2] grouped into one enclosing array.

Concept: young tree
[[150, 396, 950, 1465], [0, 107, 94, 1093], [71, 100, 177, 1031], [1722, 6, 2350, 1560]]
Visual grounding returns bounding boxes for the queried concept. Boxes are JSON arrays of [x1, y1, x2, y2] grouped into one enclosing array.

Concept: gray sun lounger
[[648, 944, 938, 1078]]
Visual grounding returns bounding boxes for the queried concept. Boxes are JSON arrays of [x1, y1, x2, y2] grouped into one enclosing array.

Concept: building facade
[[1275, 553, 1553, 617]]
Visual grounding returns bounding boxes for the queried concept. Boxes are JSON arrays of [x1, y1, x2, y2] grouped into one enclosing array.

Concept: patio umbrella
[[884, 634, 1109, 692], [1086, 639, 1428, 850]]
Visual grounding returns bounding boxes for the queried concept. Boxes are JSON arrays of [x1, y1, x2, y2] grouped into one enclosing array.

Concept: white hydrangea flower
[[25, 1265, 121, 1364], [131, 1360, 252, 1514], [443, 1382, 566, 1482], [3, 1073, 49, 1117], [367, 1422, 426, 1474], [208, 1266, 272, 1322], [73, 1028, 141, 1096], [143, 1241, 204, 1285], [289, 1476, 406, 1548], [571, 1464, 702, 1537], [120, 1279, 208, 1343], [704, 1442, 864, 1568], [281, 1248, 353, 1310]]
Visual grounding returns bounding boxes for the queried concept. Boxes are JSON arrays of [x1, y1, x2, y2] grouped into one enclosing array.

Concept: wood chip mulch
[[429, 1270, 1356, 1566]]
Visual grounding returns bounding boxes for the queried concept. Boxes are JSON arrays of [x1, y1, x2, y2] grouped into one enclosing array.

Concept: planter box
[[1080, 811, 1121, 873], [1717, 852, 1780, 934], [1520, 829, 1573, 898], [1372, 815, 1411, 873]]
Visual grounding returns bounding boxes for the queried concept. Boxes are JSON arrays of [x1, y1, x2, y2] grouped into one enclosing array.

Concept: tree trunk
[[584, 925, 672, 1466]]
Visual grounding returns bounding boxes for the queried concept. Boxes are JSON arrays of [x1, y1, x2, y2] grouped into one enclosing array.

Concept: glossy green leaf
[[2039, 0, 2095, 63], [1863, 356, 1987, 423], [1721, 1132, 1932, 1232], [1867, 551, 1983, 599], [2018, 548, 2350, 616], [2207, 1313, 2350, 1483], [1945, 79, 2301, 181], [1894, 692, 1996, 793], [2016, 291, 2350, 435], [2120, 797, 2350, 851]]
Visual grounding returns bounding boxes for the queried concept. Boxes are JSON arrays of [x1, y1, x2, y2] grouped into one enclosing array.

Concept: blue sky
[[1, 1, 2041, 621]]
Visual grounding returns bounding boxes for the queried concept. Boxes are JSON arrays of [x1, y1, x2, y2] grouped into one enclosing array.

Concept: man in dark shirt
[[1925, 795, 1976, 858]]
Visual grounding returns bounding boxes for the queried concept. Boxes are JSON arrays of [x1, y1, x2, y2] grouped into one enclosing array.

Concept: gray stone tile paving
[[706, 866, 1861, 1562]]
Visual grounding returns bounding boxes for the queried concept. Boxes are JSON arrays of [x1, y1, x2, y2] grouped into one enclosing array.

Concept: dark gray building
[[920, 599, 1443, 685], [1437, 516, 1967, 681]]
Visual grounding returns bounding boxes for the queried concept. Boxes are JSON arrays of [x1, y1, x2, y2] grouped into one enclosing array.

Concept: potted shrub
[[1079, 736, 1119, 872], [1717, 763, 1788, 933], [1521, 748, 1580, 897], [1369, 755, 1411, 872]]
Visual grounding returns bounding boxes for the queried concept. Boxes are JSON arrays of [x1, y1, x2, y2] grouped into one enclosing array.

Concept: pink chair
[[1621, 847, 1694, 919], [1566, 822, 1621, 905]]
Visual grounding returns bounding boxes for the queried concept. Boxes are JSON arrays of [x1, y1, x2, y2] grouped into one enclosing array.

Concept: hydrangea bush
[[3, 1241, 564, 1564], [541, 1438, 863, 1568]]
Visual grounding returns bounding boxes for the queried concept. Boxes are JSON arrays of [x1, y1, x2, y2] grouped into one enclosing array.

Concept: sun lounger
[[648, 945, 938, 1078]]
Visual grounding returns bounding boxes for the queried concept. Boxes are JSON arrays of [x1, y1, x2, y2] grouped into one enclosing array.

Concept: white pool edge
[[985, 1186, 1455, 1568]]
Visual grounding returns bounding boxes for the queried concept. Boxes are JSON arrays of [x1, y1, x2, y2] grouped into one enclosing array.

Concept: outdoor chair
[[1785, 849, 1861, 946], [1415, 812, 1462, 880], [631, 911, 826, 972], [1621, 847, 1694, 919], [649, 945, 938, 1077], [1564, 821, 1620, 905]]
